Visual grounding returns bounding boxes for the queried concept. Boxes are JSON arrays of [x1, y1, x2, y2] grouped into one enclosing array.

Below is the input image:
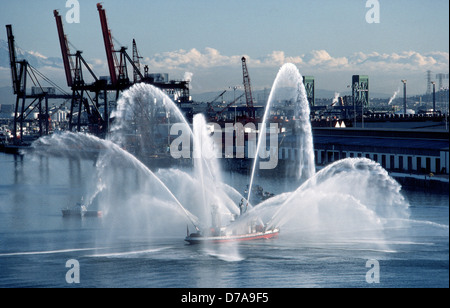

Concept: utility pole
[[229, 86, 239, 124]]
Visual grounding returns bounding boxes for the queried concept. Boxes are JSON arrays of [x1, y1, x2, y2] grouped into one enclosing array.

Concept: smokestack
[[401, 80, 407, 115], [432, 82, 436, 114]]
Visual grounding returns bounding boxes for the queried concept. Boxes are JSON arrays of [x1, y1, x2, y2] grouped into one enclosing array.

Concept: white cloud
[[142, 48, 448, 75], [347, 51, 448, 72], [147, 47, 242, 70], [1, 43, 448, 95], [302, 50, 349, 68]]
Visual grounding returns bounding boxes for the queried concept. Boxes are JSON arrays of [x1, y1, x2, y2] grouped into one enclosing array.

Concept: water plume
[[30, 131, 201, 234], [331, 92, 340, 106], [388, 87, 400, 105], [26, 67, 412, 252], [245, 158, 410, 246], [248, 63, 315, 203], [183, 72, 194, 83], [192, 113, 241, 229], [109, 82, 193, 161]]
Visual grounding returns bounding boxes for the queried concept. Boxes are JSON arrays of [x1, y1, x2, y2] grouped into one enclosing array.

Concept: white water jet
[[109, 83, 194, 163], [193, 113, 218, 228], [30, 132, 201, 233], [192, 113, 240, 229], [106, 84, 242, 233], [26, 72, 413, 250], [244, 158, 410, 246], [247, 63, 315, 203]]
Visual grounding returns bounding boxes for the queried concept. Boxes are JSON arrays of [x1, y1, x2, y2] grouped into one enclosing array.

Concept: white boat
[[62, 203, 102, 218]]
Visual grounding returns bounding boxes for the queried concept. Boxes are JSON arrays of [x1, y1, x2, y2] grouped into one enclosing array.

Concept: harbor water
[[0, 152, 448, 288]]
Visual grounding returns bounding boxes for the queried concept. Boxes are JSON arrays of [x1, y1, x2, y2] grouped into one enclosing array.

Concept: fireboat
[[184, 226, 280, 244], [184, 201, 279, 244]]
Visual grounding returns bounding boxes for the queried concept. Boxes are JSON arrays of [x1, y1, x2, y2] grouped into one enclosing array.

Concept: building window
[[327, 151, 333, 163], [436, 158, 441, 174], [426, 157, 431, 173]]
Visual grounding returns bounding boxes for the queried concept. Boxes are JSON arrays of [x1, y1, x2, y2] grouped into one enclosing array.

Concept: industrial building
[[311, 128, 448, 174], [277, 127, 449, 190]]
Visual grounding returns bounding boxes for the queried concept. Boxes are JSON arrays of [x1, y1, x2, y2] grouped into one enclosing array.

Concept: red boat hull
[[185, 228, 279, 244]]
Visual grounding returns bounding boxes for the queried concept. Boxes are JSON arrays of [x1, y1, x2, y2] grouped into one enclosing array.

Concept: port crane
[[53, 3, 193, 136], [96, 3, 190, 103], [132, 39, 143, 84], [54, 10, 107, 135], [241, 57, 255, 119], [6, 24, 72, 144], [97, 3, 144, 94]]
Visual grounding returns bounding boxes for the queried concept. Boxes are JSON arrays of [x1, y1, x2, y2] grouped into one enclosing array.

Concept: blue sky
[[1, 0, 449, 96]]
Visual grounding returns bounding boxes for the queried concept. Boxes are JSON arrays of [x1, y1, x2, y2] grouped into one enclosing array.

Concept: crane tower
[[241, 57, 255, 119]]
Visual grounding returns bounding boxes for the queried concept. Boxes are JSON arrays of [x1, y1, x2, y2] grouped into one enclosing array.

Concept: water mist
[[247, 63, 315, 203]]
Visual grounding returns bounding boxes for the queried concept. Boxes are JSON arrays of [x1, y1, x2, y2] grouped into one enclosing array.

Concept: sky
[[0, 0, 449, 97]]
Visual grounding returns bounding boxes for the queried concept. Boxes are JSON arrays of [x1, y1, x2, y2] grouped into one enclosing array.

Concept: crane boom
[[5, 25, 20, 94], [210, 90, 227, 104], [98, 3, 139, 88], [241, 57, 255, 118], [132, 39, 142, 83], [97, 3, 118, 86], [53, 10, 73, 87], [218, 93, 245, 115]]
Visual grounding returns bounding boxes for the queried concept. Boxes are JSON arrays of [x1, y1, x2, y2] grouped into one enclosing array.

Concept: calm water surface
[[0, 153, 448, 288]]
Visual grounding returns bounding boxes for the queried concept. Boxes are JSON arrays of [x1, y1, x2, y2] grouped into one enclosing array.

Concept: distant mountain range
[[0, 86, 15, 106], [0, 39, 65, 106], [0, 39, 62, 69]]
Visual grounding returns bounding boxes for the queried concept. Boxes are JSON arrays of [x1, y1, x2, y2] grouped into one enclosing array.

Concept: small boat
[[62, 203, 102, 218], [185, 227, 279, 244]]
